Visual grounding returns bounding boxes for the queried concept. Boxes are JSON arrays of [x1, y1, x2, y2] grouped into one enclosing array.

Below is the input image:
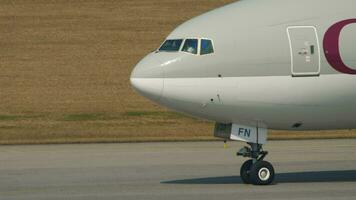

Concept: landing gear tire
[[240, 159, 253, 184], [250, 161, 275, 185]]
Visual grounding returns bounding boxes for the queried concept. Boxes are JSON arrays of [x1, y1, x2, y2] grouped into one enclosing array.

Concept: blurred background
[[0, 0, 354, 144]]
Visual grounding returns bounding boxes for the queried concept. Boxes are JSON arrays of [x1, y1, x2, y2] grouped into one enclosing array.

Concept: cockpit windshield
[[158, 39, 183, 52], [158, 38, 214, 55], [200, 39, 214, 55], [182, 39, 198, 54]]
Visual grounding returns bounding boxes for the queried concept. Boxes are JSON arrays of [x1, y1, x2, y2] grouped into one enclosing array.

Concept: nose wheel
[[238, 143, 275, 185]]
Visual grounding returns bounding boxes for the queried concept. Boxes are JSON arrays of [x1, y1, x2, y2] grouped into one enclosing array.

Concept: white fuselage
[[131, 0, 356, 131]]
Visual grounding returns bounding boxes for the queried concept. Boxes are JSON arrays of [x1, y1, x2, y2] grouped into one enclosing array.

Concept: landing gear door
[[214, 123, 267, 144], [287, 26, 320, 77]]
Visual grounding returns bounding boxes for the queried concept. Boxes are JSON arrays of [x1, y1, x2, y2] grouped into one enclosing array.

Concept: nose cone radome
[[130, 54, 164, 102]]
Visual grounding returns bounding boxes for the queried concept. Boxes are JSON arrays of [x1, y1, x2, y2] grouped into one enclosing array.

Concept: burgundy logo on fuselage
[[324, 19, 356, 74]]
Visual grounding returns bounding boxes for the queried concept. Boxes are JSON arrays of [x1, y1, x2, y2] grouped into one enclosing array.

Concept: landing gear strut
[[237, 143, 275, 185]]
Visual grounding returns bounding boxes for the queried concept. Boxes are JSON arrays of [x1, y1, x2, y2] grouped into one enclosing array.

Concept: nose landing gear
[[214, 122, 274, 185], [238, 143, 275, 185]]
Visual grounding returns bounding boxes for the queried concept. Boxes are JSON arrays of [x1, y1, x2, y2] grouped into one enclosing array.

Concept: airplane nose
[[130, 54, 164, 102]]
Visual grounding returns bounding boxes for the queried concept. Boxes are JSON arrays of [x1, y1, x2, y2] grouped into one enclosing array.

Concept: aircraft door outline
[[287, 26, 321, 77]]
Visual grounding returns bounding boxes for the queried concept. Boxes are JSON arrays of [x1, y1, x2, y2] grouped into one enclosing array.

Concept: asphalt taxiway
[[0, 139, 356, 200]]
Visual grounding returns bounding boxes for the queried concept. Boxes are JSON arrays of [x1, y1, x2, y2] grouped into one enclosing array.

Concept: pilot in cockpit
[[158, 38, 214, 55]]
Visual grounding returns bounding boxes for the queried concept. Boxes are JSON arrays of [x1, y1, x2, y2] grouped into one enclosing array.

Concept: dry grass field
[[0, 0, 355, 144]]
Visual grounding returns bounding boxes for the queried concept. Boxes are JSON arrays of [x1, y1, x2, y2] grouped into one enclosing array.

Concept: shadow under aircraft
[[162, 170, 356, 185]]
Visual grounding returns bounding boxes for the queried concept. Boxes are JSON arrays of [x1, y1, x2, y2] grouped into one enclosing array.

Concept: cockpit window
[[159, 39, 183, 52], [182, 39, 198, 54], [200, 39, 214, 55]]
